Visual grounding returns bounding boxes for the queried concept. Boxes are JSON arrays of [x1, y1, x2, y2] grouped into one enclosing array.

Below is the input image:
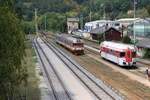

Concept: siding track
[[41, 36, 124, 100], [33, 38, 72, 100]]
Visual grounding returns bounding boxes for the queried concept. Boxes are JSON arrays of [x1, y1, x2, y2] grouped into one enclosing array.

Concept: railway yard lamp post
[[133, 0, 137, 46], [45, 15, 47, 32], [101, 4, 106, 20], [80, 14, 83, 30], [35, 8, 38, 37]]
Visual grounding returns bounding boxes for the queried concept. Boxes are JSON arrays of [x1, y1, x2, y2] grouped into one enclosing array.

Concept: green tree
[[146, 5, 150, 15], [22, 21, 35, 34], [122, 35, 131, 44], [39, 13, 67, 32], [0, 7, 27, 99], [144, 49, 150, 58]]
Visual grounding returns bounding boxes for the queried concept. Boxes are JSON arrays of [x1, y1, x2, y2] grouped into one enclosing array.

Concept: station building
[[84, 20, 121, 32], [67, 18, 79, 34], [90, 26, 123, 41]]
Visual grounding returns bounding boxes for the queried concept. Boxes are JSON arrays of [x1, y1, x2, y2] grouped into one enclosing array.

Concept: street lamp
[[44, 15, 47, 32], [35, 8, 38, 37], [133, 0, 137, 45], [80, 14, 83, 30]]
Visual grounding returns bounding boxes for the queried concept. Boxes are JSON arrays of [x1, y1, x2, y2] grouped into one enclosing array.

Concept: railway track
[[41, 33, 149, 78], [137, 60, 150, 67], [42, 37, 124, 100], [40, 32, 150, 99], [33, 38, 72, 100]]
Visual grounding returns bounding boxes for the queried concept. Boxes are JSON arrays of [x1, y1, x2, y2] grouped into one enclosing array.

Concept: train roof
[[57, 34, 83, 43], [101, 41, 136, 52]]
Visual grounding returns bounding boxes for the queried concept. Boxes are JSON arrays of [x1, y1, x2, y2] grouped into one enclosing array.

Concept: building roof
[[67, 18, 79, 22], [136, 38, 150, 49], [90, 25, 106, 34], [85, 20, 113, 24], [145, 18, 150, 22], [117, 18, 141, 22], [90, 26, 120, 35]]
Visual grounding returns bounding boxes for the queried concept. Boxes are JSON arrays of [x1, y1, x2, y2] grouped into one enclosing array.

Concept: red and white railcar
[[100, 41, 137, 66]]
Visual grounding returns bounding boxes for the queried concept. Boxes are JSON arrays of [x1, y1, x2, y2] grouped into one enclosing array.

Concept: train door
[[125, 49, 132, 63]]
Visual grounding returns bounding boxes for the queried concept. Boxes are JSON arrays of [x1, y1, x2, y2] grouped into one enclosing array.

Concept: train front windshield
[[126, 51, 136, 58]]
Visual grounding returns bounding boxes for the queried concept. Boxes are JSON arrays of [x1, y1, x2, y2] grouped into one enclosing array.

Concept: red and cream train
[[56, 34, 84, 55], [100, 41, 137, 67]]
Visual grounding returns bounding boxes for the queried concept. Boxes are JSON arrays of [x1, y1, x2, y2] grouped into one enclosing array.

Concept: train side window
[[120, 52, 125, 57], [110, 49, 113, 54]]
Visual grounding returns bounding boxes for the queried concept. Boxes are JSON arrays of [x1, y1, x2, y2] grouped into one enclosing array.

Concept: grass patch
[[19, 39, 40, 100]]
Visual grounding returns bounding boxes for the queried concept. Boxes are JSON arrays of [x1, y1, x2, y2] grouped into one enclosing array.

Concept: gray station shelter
[[127, 18, 150, 38], [126, 18, 150, 57]]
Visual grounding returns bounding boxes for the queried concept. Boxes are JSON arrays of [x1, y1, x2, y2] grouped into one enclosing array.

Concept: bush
[[122, 35, 131, 44], [144, 48, 150, 58], [0, 7, 27, 100]]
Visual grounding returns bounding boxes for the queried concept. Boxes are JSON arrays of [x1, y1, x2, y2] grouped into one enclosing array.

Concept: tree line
[[17, 0, 150, 33], [0, 0, 27, 99]]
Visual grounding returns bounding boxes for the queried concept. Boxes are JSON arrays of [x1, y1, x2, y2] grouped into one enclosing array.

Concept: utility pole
[[89, 0, 92, 21], [90, 9, 92, 21], [80, 14, 83, 30], [101, 4, 106, 20], [133, 0, 136, 45], [103, 5, 106, 20], [35, 8, 38, 37], [45, 15, 47, 32]]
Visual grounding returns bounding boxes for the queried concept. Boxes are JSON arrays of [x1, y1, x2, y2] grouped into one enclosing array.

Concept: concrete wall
[[67, 21, 79, 34]]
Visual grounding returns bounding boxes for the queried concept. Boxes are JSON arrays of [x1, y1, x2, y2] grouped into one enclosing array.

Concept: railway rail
[[137, 60, 150, 67], [33, 38, 72, 100], [40, 32, 150, 99], [41, 36, 124, 100], [41, 33, 149, 73]]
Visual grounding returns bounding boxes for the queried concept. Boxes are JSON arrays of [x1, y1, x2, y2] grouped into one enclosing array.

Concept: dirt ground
[[83, 39, 100, 49], [72, 52, 150, 100], [47, 34, 150, 100]]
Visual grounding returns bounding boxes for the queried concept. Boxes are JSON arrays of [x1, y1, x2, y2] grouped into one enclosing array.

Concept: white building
[[84, 20, 121, 32], [67, 18, 79, 34], [116, 18, 141, 27]]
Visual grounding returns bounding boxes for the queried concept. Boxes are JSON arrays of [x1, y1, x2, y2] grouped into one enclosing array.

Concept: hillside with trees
[[16, 0, 150, 33]]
